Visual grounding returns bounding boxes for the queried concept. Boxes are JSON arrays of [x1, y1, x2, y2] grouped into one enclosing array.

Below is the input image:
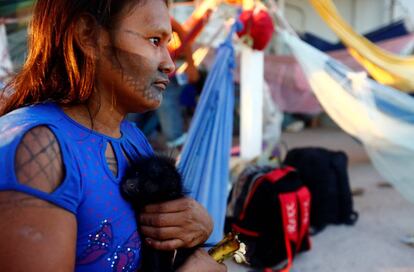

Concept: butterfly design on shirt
[[77, 220, 113, 265], [77, 220, 141, 272], [108, 231, 141, 272]]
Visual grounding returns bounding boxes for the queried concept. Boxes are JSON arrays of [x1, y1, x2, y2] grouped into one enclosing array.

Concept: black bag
[[284, 147, 358, 234], [226, 166, 312, 271]]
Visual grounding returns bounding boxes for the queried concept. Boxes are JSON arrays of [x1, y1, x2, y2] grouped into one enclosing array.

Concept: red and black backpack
[[226, 166, 312, 271]]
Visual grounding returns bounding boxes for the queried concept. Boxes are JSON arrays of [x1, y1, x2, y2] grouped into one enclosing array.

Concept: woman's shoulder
[[0, 102, 63, 132], [0, 103, 62, 143], [0, 103, 83, 215]]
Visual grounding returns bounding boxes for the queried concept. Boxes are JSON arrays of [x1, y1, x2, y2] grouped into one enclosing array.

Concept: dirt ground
[[226, 128, 414, 272]]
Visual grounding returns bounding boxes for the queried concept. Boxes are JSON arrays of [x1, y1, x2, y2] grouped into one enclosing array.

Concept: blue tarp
[[178, 22, 239, 244]]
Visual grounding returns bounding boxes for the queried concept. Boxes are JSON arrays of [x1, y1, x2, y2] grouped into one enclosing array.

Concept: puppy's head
[[121, 155, 184, 208]]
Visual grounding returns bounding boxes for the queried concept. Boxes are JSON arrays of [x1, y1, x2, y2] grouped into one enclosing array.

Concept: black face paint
[[104, 46, 168, 103]]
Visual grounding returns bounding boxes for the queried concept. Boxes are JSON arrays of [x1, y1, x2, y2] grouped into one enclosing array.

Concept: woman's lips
[[152, 80, 169, 91]]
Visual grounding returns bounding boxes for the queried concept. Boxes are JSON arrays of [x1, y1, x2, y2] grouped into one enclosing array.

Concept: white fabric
[[281, 30, 414, 203], [0, 24, 13, 82], [262, 80, 283, 154]]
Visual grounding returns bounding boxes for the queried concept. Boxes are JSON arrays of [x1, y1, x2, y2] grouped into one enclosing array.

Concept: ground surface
[[226, 128, 414, 272]]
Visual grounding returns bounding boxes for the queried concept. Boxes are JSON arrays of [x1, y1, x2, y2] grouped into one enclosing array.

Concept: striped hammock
[[309, 0, 414, 92]]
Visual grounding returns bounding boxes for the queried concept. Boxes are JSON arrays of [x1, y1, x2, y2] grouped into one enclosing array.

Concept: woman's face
[[95, 0, 175, 114]]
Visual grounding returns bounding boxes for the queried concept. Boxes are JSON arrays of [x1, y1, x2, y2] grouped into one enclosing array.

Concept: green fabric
[[0, 1, 33, 70], [0, 1, 34, 17]]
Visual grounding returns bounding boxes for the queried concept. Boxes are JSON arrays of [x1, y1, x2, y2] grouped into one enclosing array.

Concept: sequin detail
[[77, 220, 113, 265], [107, 231, 141, 272]]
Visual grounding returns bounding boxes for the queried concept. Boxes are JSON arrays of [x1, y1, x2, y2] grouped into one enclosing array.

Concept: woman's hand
[[139, 197, 213, 250], [176, 248, 227, 272]]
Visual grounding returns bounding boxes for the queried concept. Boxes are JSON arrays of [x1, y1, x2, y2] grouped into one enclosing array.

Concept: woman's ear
[[73, 14, 100, 59]]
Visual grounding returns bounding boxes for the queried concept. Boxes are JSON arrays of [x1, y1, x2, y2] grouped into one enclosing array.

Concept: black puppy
[[121, 154, 191, 272]]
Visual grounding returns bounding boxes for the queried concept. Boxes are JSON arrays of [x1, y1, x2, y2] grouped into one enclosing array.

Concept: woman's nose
[[159, 48, 176, 75]]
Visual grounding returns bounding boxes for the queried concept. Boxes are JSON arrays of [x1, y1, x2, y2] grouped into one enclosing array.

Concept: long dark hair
[[0, 0, 162, 116]]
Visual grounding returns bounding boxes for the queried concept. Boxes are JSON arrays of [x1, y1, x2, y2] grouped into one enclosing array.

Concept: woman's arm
[[0, 126, 77, 271], [0, 193, 77, 271], [171, 17, 200, 83], [171, 18, 194, 66]]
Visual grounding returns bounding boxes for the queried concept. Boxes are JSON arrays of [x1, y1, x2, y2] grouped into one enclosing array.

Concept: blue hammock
[[178, 22, 240, 244]]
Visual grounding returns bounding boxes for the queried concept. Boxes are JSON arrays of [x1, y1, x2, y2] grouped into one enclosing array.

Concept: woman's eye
[[149, 37, 161, 46]]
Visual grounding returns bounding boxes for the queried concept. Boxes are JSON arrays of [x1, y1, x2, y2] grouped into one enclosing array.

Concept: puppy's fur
[[121, 155, 191, 272]]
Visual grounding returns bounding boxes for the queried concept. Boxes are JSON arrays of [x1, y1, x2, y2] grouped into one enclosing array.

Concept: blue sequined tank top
[[0, 102, 154, 272]]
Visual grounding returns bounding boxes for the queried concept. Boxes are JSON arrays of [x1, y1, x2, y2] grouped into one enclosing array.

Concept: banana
[[208, 232, 248, 264]]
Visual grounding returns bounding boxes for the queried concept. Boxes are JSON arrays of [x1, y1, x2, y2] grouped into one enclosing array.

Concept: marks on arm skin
[[0, 191, 58, 211], [18, 225, 44, 242]]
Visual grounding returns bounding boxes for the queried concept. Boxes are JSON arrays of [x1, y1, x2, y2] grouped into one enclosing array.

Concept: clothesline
[[0, 16, 31, 25]]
